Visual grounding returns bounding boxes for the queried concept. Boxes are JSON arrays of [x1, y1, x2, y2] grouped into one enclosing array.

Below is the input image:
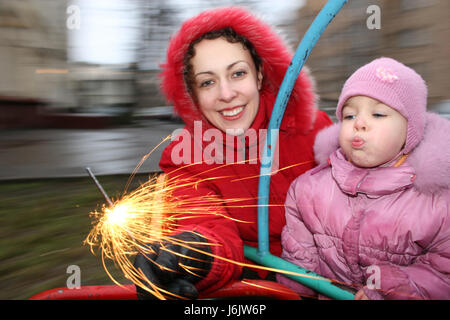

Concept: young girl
[[277, 57, 450, 300]]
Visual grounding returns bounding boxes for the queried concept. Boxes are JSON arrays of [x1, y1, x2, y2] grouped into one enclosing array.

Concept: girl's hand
[[354, 288, 370, 300]]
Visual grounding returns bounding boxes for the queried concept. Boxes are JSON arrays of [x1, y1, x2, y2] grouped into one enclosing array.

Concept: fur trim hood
[[160, 6, 318, 134], [313, 112, 450, 194]]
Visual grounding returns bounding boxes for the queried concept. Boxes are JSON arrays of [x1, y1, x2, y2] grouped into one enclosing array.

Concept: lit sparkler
[[84, 165, 257, 299], [84, 142, 355, 299]]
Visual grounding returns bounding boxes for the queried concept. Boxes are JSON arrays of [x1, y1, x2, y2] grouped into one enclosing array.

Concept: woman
[[134, 6, 332, 299]]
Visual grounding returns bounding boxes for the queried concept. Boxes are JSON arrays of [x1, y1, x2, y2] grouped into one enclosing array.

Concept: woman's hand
[[354, 288, 370, 300], [133, 231, 212, 299]]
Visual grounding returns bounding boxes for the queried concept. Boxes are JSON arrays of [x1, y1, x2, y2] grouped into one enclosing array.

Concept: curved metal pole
[[244, 246, 354, 300], [257, 0, 347, 256], [246, 0, 353, 300]]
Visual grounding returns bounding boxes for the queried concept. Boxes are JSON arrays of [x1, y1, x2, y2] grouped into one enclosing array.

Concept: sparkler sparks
[[84, 169, 256, 299], [84, 139, 355, 300]]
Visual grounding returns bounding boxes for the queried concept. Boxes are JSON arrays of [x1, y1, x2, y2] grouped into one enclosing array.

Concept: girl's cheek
[[338, 125, 351, 145]]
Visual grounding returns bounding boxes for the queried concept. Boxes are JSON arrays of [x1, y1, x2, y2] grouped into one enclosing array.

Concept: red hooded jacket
[[158, 7, 332, 293]]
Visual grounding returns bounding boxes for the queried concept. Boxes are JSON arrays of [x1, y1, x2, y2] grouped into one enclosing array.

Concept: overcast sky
[[68, 0, 305, 65]]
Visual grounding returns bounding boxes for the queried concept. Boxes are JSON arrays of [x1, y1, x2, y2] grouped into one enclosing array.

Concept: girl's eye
[[343, 115, 355, 120], [373, 113, 386, 118]]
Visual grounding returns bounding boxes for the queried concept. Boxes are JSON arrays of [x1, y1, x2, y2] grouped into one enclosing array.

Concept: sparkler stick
[[86, 167, 113, 207]]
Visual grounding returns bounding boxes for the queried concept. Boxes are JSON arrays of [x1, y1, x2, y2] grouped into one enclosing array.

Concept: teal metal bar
[[247, 0, 353, 300], [244, 245, 354, 300], [257, 0, 348, 257]]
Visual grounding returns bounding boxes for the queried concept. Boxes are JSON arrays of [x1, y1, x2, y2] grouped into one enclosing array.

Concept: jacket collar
[[330, 149, 415, 197]]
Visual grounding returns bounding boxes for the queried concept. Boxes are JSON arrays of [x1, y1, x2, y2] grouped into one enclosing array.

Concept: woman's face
[[190, 38, 262, 135], [339, 96, 407, 168]]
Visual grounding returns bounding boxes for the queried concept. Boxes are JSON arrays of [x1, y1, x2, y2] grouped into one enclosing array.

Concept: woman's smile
[[220, 105, 245, 120]]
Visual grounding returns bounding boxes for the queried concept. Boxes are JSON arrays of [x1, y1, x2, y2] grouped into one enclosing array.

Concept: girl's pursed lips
[[351, 136, 365, 148]]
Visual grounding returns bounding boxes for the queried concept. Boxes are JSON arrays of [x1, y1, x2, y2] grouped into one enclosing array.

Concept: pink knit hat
[[336, 57, 428, 154]]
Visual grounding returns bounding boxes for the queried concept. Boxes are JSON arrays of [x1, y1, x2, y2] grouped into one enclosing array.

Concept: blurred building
[[295, 0, 450, 121], [0, 0, 73, 107], [135, 0, 179, 110], [70, 63, 138, 114], [0, 0, 75, 128]]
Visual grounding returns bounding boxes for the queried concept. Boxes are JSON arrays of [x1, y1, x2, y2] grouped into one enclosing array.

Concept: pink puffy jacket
[[277, 113, 450, 299]]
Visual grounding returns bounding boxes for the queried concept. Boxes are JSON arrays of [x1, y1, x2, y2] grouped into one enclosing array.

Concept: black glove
[[133, 231, 212, 300]]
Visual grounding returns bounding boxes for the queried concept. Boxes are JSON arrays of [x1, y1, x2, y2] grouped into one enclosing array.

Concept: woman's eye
[[232, 70, 247, 78], [199, 80, 214, 88]]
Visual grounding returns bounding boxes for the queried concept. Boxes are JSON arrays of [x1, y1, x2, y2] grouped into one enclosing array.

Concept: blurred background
[[0, 0, 449, 299]]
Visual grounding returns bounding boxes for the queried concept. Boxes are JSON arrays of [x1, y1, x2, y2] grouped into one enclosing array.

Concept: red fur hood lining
[[160, 6, 318, 134]]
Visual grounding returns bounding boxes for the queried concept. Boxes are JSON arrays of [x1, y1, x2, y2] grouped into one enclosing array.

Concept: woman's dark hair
[[183, 27, 263, 97]]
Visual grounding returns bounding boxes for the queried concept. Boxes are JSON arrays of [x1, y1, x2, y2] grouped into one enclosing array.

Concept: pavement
[[2, 103, 448, 181], [0, 119, 183, 180]]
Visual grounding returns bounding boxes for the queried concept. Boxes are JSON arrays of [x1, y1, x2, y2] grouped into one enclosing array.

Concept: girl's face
[[190, 38, 262, 135], [339, 96, 407, 168]]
